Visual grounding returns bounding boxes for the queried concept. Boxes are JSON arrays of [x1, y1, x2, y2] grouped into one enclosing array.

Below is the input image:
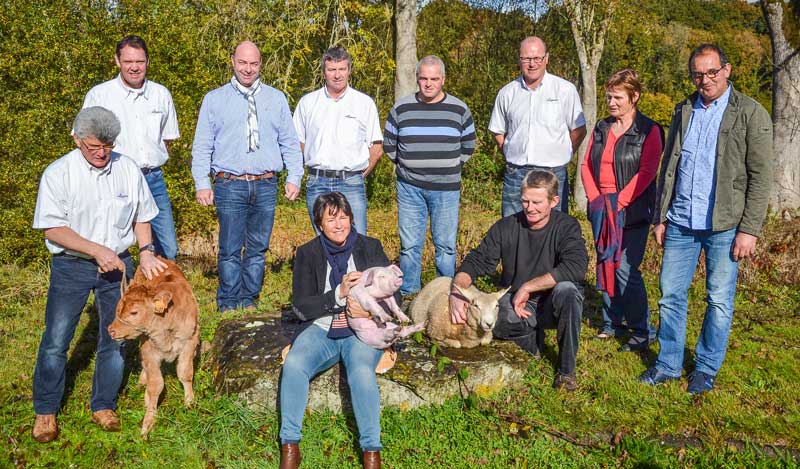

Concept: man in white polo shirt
[[82, 35, 181, 259], [293, 46, 383, 235], [30, 107, 166, 443], [489, 36, 586, 216]]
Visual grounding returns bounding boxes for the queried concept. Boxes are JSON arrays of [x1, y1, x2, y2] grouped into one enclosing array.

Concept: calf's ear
[[153, 290, 173, 315]]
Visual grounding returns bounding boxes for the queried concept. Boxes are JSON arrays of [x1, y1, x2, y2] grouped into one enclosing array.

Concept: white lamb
[[410, 276, 510, 348]]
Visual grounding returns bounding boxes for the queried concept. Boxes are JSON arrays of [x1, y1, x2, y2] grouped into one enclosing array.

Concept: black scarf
[[319, 229, 359, 339]]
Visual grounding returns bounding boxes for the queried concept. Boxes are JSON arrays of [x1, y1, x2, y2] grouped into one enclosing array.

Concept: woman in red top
[[581, 69, 663, 352]]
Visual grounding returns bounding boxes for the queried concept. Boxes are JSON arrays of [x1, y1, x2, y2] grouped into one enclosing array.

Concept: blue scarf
[[319, 228, 359, 339]]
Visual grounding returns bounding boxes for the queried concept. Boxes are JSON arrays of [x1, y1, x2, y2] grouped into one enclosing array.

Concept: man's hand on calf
[[139, 252, 167, 280]]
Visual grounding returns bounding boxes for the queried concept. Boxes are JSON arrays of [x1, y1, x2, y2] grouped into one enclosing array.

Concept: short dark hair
[[322, 46, 352, 71], [116, 35, 149, 60], [312, 192, 354, 230], [521, 170, 559, 200], [688, 43, 728, 74]]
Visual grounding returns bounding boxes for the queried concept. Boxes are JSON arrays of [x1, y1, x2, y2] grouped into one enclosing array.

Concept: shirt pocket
[[336, 114, 366, 147], [536, 98, 565, 131], [146, 110, 165, 142], [109, 194, 135, 231]]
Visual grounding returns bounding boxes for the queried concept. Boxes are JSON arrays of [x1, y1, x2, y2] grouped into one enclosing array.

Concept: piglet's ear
[[362, 270, 375, 287], [153, 290, 173, 315]]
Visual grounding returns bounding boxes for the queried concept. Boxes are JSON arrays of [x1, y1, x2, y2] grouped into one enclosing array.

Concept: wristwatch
[[139, 243, 156, 254]]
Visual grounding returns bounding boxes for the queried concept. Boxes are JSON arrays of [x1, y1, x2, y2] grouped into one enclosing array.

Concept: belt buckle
[[245, 174, 257, 181]]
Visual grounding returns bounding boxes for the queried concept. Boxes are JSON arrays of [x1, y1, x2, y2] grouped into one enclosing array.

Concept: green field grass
[[1, 206, 798, 468]]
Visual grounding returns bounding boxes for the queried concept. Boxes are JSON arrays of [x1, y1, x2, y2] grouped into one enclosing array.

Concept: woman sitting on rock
[[279, 192, 395, 469]]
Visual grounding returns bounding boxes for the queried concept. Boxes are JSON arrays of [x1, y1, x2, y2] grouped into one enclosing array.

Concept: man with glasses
[[293, 46, 382, 235], [639, 43, 773, 394], [82, 35, 181, 260], [31, 107, 167, 442], [489, 36, 586, 215], [191, 41, 303, 313]]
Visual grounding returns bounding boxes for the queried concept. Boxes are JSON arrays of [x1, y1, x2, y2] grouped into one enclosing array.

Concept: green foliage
[[0, 0, 774, 265]]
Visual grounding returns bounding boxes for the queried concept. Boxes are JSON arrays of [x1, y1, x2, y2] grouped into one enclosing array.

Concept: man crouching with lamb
[[450, 170, 588, 391]]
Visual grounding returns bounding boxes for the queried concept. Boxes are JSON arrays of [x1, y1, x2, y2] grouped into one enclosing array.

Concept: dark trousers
[[493, 281, 583, 375]]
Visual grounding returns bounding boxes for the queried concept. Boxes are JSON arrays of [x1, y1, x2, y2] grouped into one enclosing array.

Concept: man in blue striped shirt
[[191, 41, 303, 313], [383, 55, 476, 295]]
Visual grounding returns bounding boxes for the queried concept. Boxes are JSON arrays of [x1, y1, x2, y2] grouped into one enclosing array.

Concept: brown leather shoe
[[32, 414, 58, 443], [279, 443, 301, 469], [363, 450, 381, 469], [553, 373, 578, 392], [91, 409, 121, 432]]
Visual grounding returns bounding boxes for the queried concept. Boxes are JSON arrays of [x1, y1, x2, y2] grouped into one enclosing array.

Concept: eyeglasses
[[519, 55, 547, 65], [79, 139, 115, 152], [690, 66, 726, 82]]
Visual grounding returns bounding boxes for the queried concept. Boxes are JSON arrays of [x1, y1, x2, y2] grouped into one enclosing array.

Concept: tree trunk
[[762, 1, 800, 212], [393, 0, 418, 100], [563, 0, 616, 212]]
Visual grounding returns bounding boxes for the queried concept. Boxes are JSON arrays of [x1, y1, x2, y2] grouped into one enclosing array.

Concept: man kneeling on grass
[[449, 170, 589, 391], [30, 107, 166, 443]]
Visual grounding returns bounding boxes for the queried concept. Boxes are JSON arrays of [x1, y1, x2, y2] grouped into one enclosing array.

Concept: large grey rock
[[211, 314, 531, 412]]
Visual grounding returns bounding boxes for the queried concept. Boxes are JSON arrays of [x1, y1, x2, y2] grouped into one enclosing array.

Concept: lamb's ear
[[495, 286, 512, 301], [452, 283, 475, 302], [152, 291, 173, 315], [362, 270, 375, 287]]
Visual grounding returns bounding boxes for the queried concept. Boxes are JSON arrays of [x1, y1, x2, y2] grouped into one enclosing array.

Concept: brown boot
[[91, 409, 121, 432], [279, 443, 301, 469], [32, 414, 58, 443], [363, 450, 381, 469]]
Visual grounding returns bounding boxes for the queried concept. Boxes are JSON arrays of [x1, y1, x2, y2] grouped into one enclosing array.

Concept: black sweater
[[458, 210, 589, 292]]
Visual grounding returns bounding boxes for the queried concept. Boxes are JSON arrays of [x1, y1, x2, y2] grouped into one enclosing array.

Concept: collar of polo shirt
[[117, 74, 150, 99]]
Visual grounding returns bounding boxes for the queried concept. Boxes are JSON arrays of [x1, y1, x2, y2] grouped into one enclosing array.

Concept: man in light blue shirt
[[640, 44, 773, 394], [191, 41, 303, 313]]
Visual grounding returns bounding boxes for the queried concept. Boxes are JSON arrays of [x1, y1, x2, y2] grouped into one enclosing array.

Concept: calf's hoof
[[91, 409, 121, 432], [32, 414, 58, 443]]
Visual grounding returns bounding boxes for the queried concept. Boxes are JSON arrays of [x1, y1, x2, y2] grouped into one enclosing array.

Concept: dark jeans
[[33, 254, 133, 415], [599, 224, 653, 340], [214, 176, 277, 311], [143, 168, 178, 260], [493, 282, 583, 375]]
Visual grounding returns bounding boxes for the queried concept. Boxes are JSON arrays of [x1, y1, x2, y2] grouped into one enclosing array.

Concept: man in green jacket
[[639, 43, 772, 394]]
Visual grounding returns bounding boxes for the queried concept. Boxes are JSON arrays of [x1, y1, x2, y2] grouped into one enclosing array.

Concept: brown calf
[[108, 257, 199, 438]]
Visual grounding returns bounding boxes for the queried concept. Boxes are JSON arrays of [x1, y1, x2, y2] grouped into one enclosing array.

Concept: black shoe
[[620, 337, 649, 352], [553, 373, 577, 391]]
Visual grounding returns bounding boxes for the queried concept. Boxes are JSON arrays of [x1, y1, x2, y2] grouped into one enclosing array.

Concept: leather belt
[[215, 171, 275, 181], [310, 168, 363, 179]]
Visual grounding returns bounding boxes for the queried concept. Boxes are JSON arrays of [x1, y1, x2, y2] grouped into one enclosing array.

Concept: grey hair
[[73, 106, 121, 143], [415, 55, 446, 78], [321, 46, 352, 71]]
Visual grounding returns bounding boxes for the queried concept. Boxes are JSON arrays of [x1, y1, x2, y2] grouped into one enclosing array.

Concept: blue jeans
[[144, 168, 178, 260], [655, 224, 739, 377], [599, 224, 655, 340], [396, 179, 460, 295], [33, 254, 133, 415], [305, 173, 368, 235], [214, 176, 277, 311], [280, 324, 383, 451], [502, 163, 568, 216]]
